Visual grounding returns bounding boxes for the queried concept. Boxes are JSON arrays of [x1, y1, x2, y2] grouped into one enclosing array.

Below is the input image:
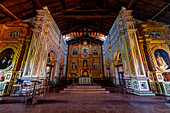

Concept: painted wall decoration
[[0, 48, 15, 69]]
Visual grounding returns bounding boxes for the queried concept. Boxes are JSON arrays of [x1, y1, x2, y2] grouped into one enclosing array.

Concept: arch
[[113, 50, 122, 66], [47, 48, 58, 59], [46, 50, 57, 81]]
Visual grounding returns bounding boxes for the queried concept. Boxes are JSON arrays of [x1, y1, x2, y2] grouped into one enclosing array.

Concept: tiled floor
[[0, 86, 170, 113]]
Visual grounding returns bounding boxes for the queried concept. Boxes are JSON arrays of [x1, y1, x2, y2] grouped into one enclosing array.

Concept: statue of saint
[[72, 62, 77, 70], [83, 60, 87, 67], [156, 52, 170, 70]]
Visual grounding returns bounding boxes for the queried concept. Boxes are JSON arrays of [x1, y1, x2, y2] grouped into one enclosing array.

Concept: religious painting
[[83, 48, 88, 54], [72, 48, 78, 55], [93, 63, 99, 70], [154, 49, 170, 71], [148, 31, 163, 39], [93, 48, 98, 55], [0, 48, 15, 69], [72, 62, 77, 70]]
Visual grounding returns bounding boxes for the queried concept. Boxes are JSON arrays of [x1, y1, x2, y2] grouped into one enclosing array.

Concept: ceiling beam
[[60, 0, 66, 10], [6, 0, 30, 9], [0, 4, 18, 20], [152, 3, 170, 20], [31, 0, 42, 9], [54, 9, 113, 12], [52, 15, 115, 18], [127, 0, 136, 9], [61, 25, 82, 34], [109, 0, 128, 7], [137, 0, 162, 10], [51, 6, 81, 16], [68, 19, 72, 29]]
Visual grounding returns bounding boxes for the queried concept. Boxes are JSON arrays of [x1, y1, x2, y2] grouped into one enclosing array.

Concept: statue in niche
[[93, 49, 98, 55], [72, 62, 77, 70], [72, 49, 77, 55], [155, 50, 170, 70], [83, 60, 88, 67]]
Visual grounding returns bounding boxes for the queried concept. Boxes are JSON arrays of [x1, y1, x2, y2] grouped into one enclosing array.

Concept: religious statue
[[83, 60, 88, 67], [155, 52, 170, 70], [72, 62, 77, 70]]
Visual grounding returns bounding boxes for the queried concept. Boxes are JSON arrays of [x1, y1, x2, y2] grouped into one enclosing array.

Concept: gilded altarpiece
[[139, 20, 170, 96], [67, 40, 103, 80], [0, 20, 31, 96]]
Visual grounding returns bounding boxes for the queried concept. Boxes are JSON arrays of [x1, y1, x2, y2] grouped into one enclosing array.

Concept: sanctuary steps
[[59, 85, 110, 94]]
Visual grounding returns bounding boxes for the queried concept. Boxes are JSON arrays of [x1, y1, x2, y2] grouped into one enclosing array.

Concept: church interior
[[0, 0, 170, 112]]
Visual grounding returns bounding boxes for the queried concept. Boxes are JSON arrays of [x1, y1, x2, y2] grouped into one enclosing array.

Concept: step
[[59, 90, 110, 94], [70, 86, 102, 89], [64, 88, 106, 91]]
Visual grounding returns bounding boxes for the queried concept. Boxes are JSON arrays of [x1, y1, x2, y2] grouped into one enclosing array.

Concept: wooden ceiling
[[0, 0, 169, 35]]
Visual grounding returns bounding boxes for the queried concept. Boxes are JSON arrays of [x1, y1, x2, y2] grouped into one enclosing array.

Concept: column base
[[132, 90, 155, 96]]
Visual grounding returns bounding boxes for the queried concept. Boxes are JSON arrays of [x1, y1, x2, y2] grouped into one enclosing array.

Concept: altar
[[78, 76, 92, 85]]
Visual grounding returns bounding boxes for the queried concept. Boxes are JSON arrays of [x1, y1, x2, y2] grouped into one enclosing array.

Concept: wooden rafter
[[51, 6, 81, 16], [53, 15, 115, 18], [60, 0, 66, 10], [0, 4, 18, 20], [6, 0, 30, 9], [68, 19, 72, 29], [31, 0, 42, 9], [137, 0, 162, 10], [127, 0, 136, 9]]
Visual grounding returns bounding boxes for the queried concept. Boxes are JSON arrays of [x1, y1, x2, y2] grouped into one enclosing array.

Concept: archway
[[46, 51, 56, 82], [113, 51, 125, 93]]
